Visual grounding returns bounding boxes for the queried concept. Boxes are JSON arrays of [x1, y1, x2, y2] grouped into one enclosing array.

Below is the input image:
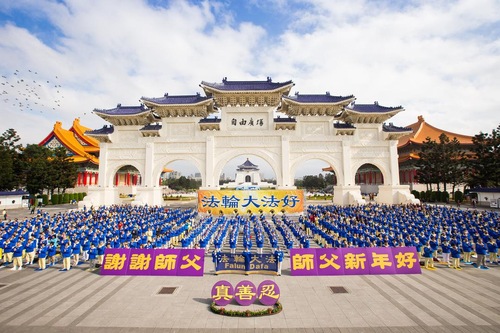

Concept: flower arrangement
[[210, 302, 282, 317]]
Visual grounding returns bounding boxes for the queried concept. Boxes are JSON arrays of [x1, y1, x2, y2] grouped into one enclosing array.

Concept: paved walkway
[[1, 204, 500, 332]]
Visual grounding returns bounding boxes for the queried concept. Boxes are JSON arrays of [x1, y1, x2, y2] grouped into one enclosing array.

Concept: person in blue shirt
[[60, 241, 73, 271], [11, 241, 24, 271], [3, 238, 14, 265], [36, 241, 48, 271], [242, 247, 252, 274], [474, 238, 488, 269], [211, 249, 221, 274], [0, 238, 4, 265], [422, 242, 435, 270], [462, 239, 473, 265], [81, 238, 90, 262], [440, 241, 451, 266], [72, 239, 82, 266], [24, 237, 37, 266], [97, 242, 106, 266], [487, 237, 498, 265], [87, 243, 98, 271], [274, 247, 284, 276], [47, 241, 57, 266], [429, 236, 439, 262], [450, 244, 462, 270]]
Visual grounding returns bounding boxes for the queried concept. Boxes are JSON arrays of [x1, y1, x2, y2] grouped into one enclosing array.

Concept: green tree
[[49, 147, 78, 195], [21, 144, 52, 196], [302, 175, 327, 191], [0, 129, 23, 190], [447, 137, 467, 196], [417, 133, 468, 192], [468, 124, 500, 188], [416, 137, 439, 190]]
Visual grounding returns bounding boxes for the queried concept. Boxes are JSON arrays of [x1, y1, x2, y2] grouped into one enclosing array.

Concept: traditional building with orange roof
[[39, 119, 100, 186], [397, 115, 473, 191]]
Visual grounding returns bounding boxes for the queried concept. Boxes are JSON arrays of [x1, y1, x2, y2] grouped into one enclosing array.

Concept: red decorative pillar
[[114, 173, 119, 186], [95, 173, 98, 185], [83, 171, 88, 186]]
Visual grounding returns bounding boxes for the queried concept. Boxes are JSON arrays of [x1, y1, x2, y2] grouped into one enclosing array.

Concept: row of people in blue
[[0, 205, 196, 271], [303, 204, 499, 269]]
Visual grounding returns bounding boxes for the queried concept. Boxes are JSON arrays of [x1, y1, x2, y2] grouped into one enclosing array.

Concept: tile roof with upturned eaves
[[201, 77, 294, 92], [93, 104, 151, 116], [383, 123, 413, 133], [140, 124, 162, 131], [86, 125, 114, 135], [238, 158, 259, 169], [274, 116, 297, 123], [398, 115, 474, 147], [141, 93, 212, 105], [39, 121, 99, 165], [346, 102, 403, 113], [70, 118, 100, 149], [282, 92, 354, 104], [199, 117, 221, 123], [0, 190, 29, 197], [334, 122, 356, 129]]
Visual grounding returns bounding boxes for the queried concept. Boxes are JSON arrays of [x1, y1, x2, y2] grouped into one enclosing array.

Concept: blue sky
[[1, 0, 499, 177]]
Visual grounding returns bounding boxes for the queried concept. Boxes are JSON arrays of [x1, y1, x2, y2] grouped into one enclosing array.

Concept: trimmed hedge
[[454, 190, 464, 203]]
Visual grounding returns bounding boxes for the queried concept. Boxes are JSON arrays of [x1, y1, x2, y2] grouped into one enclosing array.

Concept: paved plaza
[[1, 204, 500, 332]]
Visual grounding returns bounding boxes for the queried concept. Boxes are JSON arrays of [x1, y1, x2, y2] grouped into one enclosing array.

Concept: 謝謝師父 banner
[[100, 248, 205, 276]]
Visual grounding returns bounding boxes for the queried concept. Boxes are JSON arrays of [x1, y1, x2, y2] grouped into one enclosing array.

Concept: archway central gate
[[82, 78, 418, 209]]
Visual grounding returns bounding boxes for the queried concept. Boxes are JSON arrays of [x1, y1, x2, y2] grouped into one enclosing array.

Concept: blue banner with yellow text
[[216, 252, 278, 275]]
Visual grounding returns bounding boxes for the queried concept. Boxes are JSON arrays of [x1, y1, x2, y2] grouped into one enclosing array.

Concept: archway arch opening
[[293, 158, 337, 196], [160, 160, 202, 195], [114, 165, 142, 187], [113, 165, 142, 203], [220, 155, 276, 190], [355, 163, 384, 200]]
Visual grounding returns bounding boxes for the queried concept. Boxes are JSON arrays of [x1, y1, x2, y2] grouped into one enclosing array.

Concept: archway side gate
[[82, 78, 418, 208]]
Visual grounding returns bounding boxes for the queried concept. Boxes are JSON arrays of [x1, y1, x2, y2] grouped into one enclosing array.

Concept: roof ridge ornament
[[267, 76, 272, 82]]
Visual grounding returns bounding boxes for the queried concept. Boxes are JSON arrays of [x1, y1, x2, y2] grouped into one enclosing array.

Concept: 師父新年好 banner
[[290, 247, 421, 276], [197, 189, 304, 215], [100, 248, 205, 276]]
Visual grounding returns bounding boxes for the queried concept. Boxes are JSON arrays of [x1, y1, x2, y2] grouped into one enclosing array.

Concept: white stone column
[[341, 141, 352, 186], [97, 143, 108, 187], [388, 140, 399, 186], [205, 136, 216, 188], [332, 141, 364, 205], [143, 142, 154, 187], [279, 136, 294, 188]]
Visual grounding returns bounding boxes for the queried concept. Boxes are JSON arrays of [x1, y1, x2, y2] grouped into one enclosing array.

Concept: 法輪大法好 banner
[[290, 247, 421, 276], [197, 189, 304, 215]]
